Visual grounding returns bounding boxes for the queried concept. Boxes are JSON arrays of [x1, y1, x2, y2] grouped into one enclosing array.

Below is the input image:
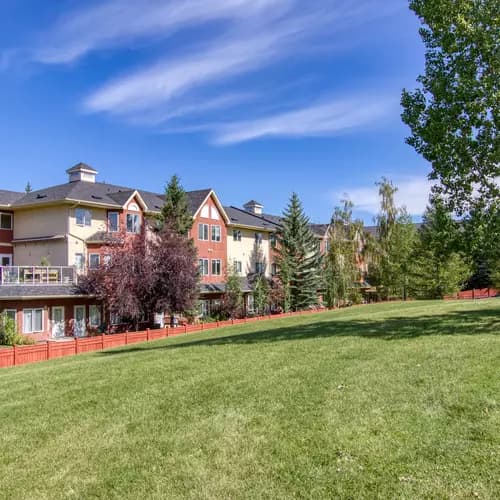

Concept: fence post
[[101, 333, 105, 350], [47, 341, 50, 360], [75, 338, 79, 355], [231, 319, 234, 325], [472, 289, 475, 300], [125, 333, 128, 345], [216, 321, 220, 328], [13, 344, 16, 366], [147, 328, 150, 341], [184, 324, 187, 334]]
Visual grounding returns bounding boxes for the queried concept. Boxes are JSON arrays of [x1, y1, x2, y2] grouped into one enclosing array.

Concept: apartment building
[[0, 163, 284, 339]]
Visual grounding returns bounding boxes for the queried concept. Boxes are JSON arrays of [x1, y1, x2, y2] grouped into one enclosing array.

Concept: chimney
[[244, 200, 264, 215], [66, 163, 98, 183]]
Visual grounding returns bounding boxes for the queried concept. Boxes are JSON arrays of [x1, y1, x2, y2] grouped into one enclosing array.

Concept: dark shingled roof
[[309, 223, 330, 237], [9, 179, 211, 216], [0, 285, 90, 300], [0, 189, 25, 207], [260, 212, 284, 226], [224, 206, 280, 230], [186, 189, 212, 215]]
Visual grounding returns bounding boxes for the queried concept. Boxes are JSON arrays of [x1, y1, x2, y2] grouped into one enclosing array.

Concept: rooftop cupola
[[243, 199, 264, 215], [66, 163, 98, 183]]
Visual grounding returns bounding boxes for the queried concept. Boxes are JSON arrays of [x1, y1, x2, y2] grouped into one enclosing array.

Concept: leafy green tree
[[324, 200, 363, 307], [410, 197, 471, 298], [401, 0, 499, 216], [368, 179, 417, 300], [221, 262, 244, 318], [275, 193, 322, 311], [158, 175, 193, 236], [252, 275, 270, 315]]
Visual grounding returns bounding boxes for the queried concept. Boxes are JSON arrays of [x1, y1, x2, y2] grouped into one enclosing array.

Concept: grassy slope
[[0, 300, 499, 499]]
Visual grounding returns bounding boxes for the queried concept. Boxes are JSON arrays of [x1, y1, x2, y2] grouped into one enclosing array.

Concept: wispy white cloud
[[212, 96, 396, 144], [334, 176, 434, 216], [83, 6, 343, 116], [34, 0, 292, 64]]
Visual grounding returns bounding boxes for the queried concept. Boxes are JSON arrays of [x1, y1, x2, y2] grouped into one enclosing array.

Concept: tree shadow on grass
[[99, 304, 500, 357]]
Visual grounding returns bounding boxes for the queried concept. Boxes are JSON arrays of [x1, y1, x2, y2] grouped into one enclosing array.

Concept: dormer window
[[75, 208, 92, 227]]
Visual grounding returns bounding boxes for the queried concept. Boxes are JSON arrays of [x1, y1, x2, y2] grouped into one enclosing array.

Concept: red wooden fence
[[444, 288, 498, 300], [0, 308, 326, 369]]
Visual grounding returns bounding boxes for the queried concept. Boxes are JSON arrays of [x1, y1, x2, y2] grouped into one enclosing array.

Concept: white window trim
[[0, 254, 12, 266], [199, 258, 209, 276], [211, 259, 222, 276], [75, 208, 92, 227], [3, 309, 17, 326], [108, 212, 120, 232], [0, 212, 13, 230], [89, 305, 101, 328], [126, 213, 141, 233], [89, 253, 100, 269], [198, 223, 209, 241], [211, 225, 221, 242], [22, 308, 44, 334]]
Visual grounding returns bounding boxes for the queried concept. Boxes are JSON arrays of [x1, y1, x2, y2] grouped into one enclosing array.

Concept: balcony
[[0, 266, 76, 286]]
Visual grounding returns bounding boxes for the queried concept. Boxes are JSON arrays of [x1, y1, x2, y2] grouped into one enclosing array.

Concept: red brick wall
[[190, 195, 227, 284], [0, 297, 100, 341]]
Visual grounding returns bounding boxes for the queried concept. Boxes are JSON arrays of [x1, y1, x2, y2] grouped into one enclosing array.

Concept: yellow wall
[[14, 240, 68, 266], [227, 226, 272, 277], [14, 206, 69, 239]]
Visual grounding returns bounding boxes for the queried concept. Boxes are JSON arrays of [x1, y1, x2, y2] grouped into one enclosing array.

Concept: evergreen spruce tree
[[324, 200, 363, 307], [158, 175, 193, 236], [275, 193, 322, 311], [410, 196, 471, 298], [25, 181, 32, 193]]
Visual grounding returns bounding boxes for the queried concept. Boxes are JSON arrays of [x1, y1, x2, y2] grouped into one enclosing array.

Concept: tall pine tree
[[275, 193, 322, 311], [410, 196, 470, 298], [158, 175, 193, 236]]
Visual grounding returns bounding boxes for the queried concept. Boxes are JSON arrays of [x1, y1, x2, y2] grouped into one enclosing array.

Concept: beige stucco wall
[[227, 226, 272, 277], [13, 240, 68, 266], [68, 206, 108, 241], [14, 206, 69, 240]]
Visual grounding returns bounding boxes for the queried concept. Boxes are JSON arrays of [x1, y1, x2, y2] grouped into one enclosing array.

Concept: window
[[255, 261, 265, 274], [108, 212, 119, 232], [211, 259, 222, 276], [199, 258, 209, 276], [270, 233, 277, 249], [103, 254, 111, 266], [1, 309, 16, 328], [255, 232, 263, 245], [110, 312, 122, 325], [75, 208, 92, 227], [89, 305, 101, 328], [0, 213, 12, 230], [89, 254, 100, 269], [74, 253, 84, 272], [271, 263, 277, 276], [234, 261, 242, 273], [233, 230, 242, 242], [126, 213, 140, 233], [1, 254, 12, 266], [23, 308, 43, 333], [325, 240, 331, 252], [198, 224, 209, 241], [211, 225, 221, 242]]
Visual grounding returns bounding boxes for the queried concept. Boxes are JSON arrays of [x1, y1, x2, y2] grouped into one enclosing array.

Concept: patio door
[[73, 306, 86, 337], [51, 306, 65, 338]]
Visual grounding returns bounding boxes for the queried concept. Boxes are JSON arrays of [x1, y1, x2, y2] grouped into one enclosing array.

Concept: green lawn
[[1, 300, 499, 499]]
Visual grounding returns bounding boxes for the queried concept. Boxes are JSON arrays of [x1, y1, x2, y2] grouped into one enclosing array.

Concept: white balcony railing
[[0, 266, 76, 286]]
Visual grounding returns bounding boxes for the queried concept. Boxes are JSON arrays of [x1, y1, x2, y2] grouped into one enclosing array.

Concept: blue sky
[[0, 0, 431, 223]]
